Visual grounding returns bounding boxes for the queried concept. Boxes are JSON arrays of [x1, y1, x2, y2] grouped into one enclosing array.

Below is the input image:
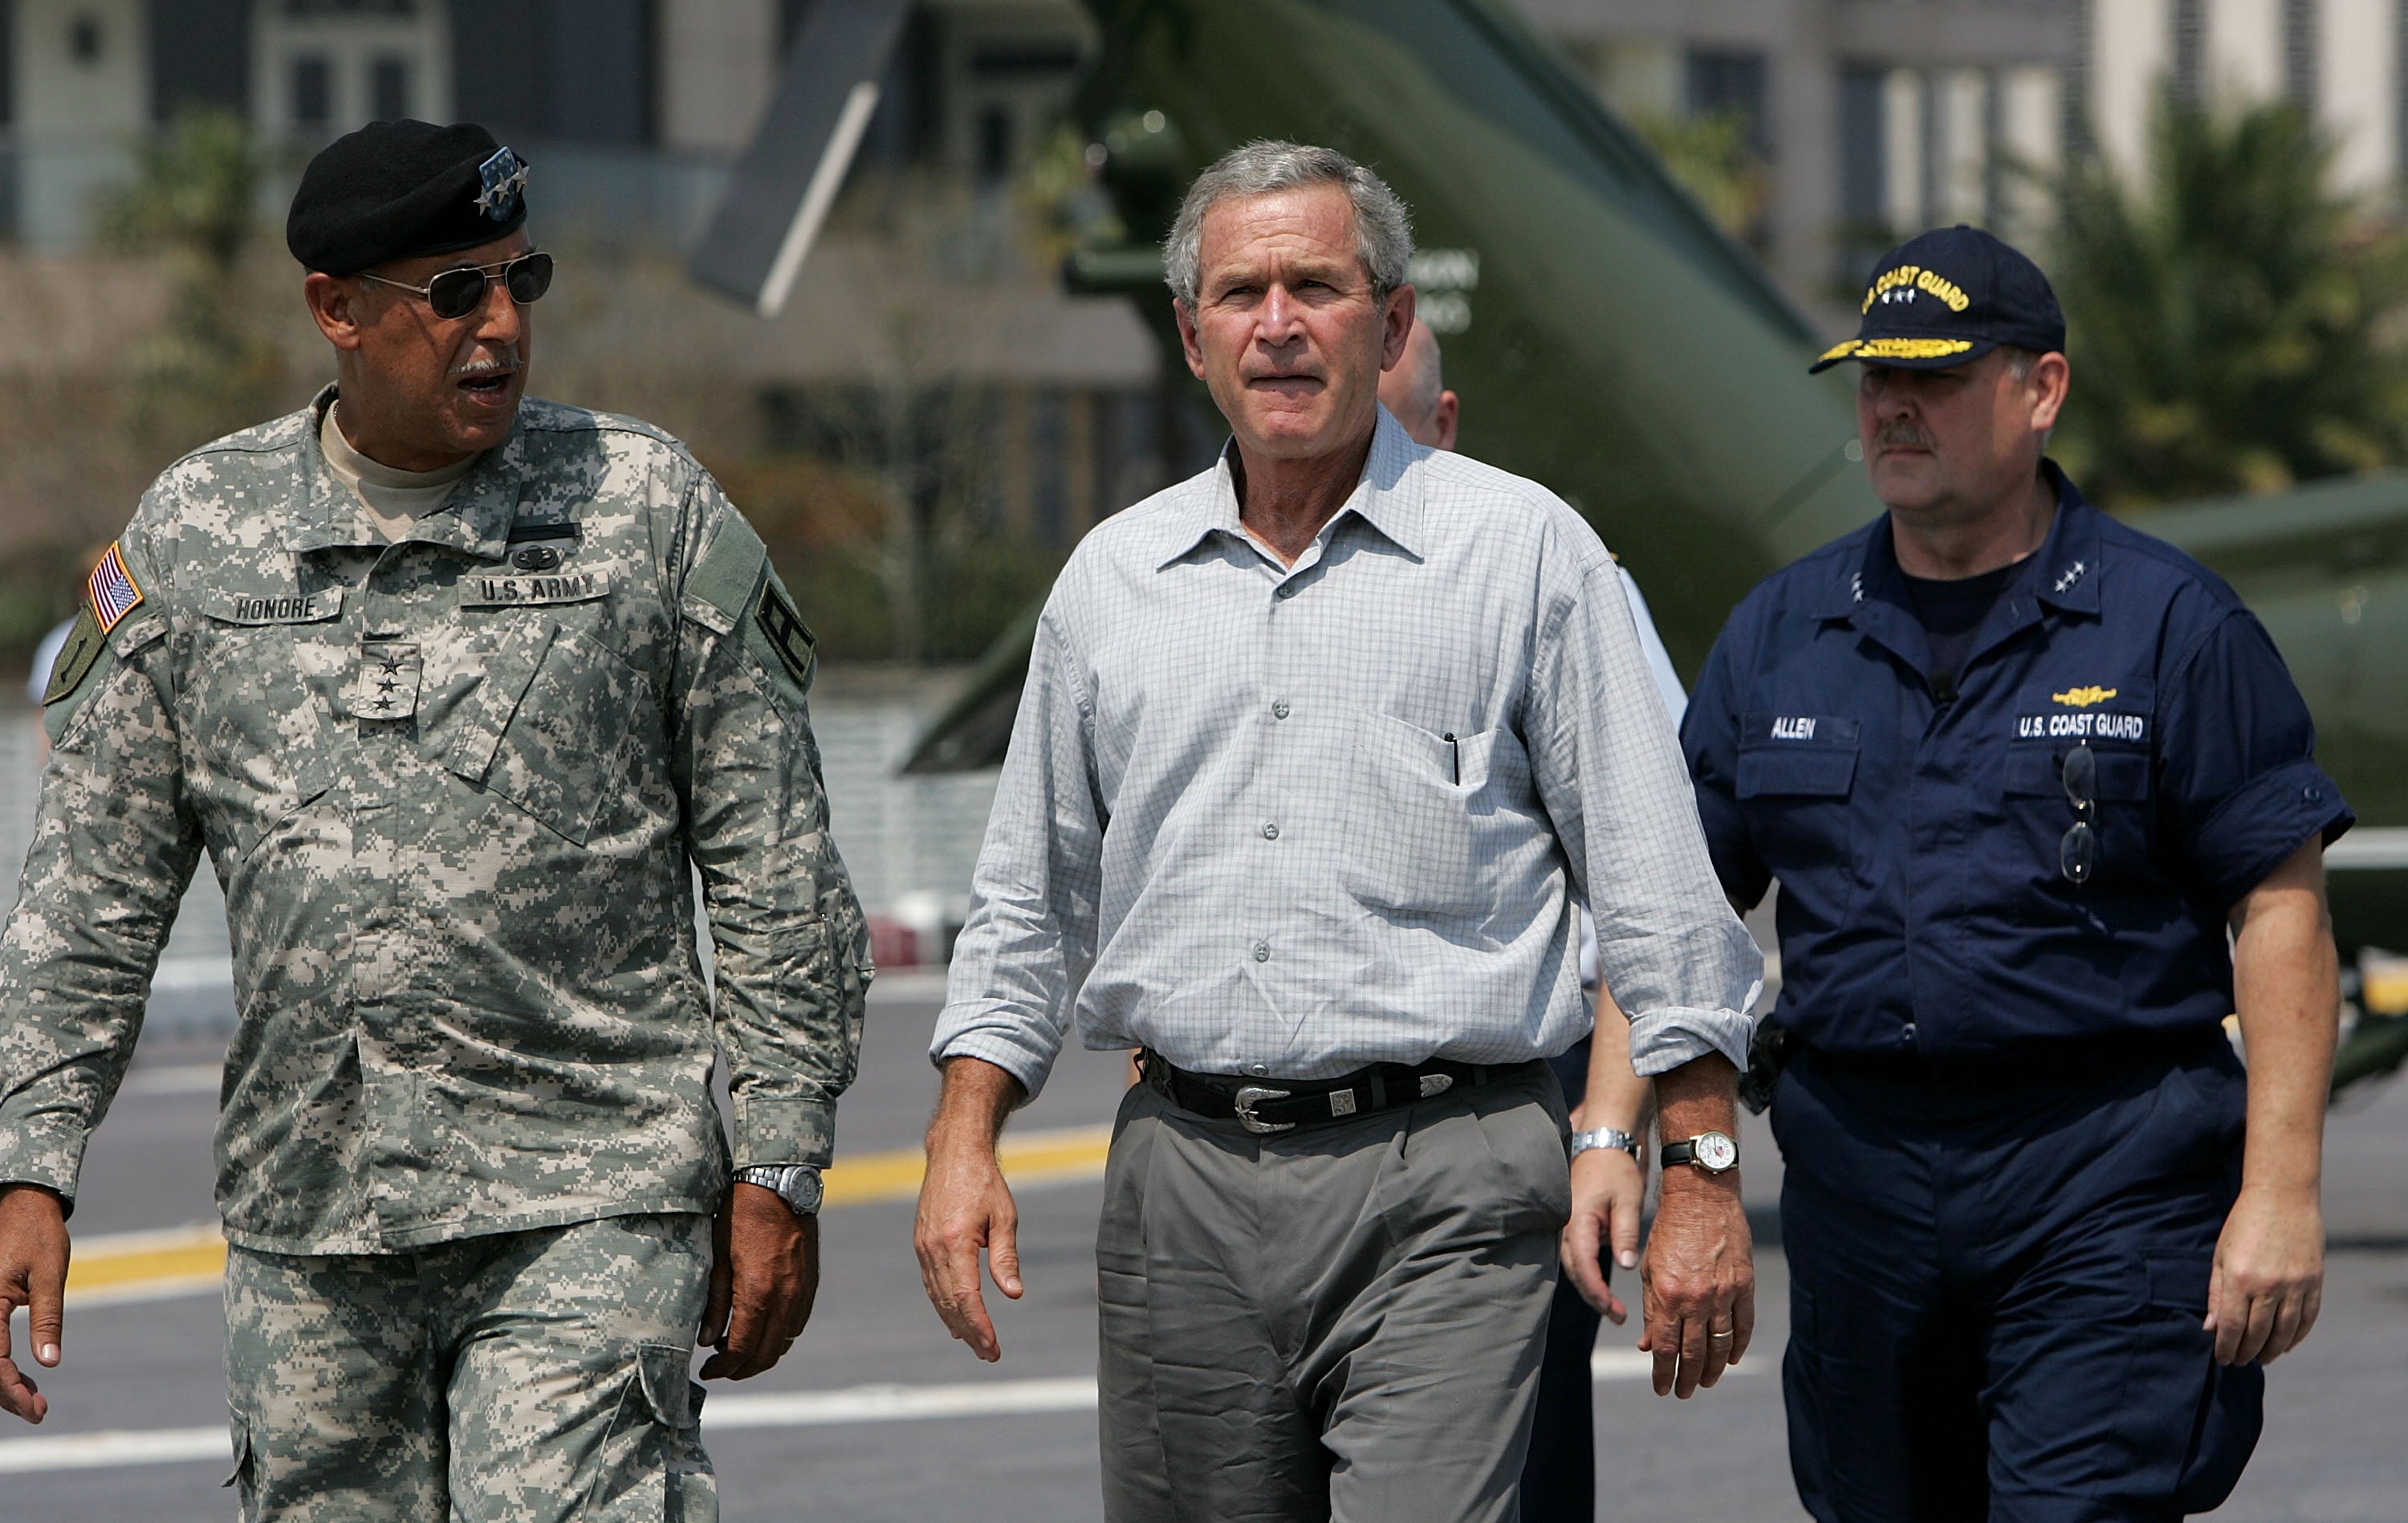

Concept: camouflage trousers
[[222, 1212, 716, 1523]]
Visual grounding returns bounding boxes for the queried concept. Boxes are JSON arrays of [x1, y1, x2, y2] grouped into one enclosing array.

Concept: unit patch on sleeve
[[755, 577, 817, 691], [40, 605, 106, 706]]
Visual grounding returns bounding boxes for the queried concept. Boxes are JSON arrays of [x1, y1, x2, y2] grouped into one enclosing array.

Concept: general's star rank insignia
[[474, 147, 530, 221]]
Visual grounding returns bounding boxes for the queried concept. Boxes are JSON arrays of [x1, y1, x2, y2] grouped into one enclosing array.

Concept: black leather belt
[[1139, 1050, 1535, 1134]]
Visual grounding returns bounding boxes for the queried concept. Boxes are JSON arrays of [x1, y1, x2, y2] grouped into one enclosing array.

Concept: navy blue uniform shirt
[[1683, 463, 2353, 1059]]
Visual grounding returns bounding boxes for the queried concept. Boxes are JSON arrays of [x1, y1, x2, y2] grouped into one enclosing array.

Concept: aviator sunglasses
[[2060, 742, 2097, 886], [355, 251, 554, 320]]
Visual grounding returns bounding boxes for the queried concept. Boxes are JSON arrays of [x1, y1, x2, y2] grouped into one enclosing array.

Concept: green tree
[[95, 106, 285, 451], [2048, 92, 2408, 508], [1629, 109, 1771, 250]]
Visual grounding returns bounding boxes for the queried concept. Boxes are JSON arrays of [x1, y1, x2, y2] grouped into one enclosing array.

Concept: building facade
[[1534, 1, 2408, 303], [3, 2, 2403, 398]]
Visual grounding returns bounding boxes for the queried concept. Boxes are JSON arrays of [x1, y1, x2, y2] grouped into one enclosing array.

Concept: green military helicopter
[[694, 0, 2408, 1088]]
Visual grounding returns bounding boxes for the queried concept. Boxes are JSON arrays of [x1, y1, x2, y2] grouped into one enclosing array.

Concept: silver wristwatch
[[1568, 1126, 1643, 1163], [734, 1163, 824, 1216]]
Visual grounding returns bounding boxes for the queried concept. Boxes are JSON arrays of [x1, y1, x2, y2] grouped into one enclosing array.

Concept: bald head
[[1377, 317, 1458, 450]]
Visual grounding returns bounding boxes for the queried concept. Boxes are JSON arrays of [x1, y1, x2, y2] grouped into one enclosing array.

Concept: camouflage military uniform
[[0, 385, 870, 1517], [225, 1215, 715, 1521]]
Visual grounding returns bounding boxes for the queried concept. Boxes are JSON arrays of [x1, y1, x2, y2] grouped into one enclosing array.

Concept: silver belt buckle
[[1232, 1085, 1295, 1134]]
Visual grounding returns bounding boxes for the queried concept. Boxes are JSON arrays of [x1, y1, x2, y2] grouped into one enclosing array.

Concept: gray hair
[[1163, 140, 1413, 307]]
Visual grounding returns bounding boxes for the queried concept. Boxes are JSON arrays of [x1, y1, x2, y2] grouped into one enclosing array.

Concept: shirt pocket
[[2000, 680, 2158, 886], [440, 617, 652, 846], [1338, 709, 1541, 921], [185, 590, 342, 860], [1734, 714, 1861, 882]]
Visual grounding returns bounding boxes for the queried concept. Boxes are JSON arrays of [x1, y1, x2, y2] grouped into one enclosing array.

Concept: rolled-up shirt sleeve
[[1527, 552, 1763, 1076], [929, 600, 1105, 1099], [2159, 608, 2354, 907]]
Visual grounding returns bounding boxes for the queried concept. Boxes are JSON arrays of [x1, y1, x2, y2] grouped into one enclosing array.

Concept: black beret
[[287, 120, 531, 275]]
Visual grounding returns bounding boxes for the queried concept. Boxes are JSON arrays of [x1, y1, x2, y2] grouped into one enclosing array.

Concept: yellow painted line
[[56, 1127, 1115, 1303], [824, 1124, 1112, 1207]]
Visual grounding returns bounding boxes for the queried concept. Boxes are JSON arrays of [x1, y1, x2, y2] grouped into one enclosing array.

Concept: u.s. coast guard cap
[[1809, 224, 2066, 373]]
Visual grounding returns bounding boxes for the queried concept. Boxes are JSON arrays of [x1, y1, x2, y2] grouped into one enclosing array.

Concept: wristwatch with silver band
[[1568, 1126, 1643, 1163], [734, 1163, 824, 1216]]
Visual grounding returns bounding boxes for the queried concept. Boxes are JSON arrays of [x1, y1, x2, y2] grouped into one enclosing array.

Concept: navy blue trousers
[[1775, 1040, 2264, 1523], [1519, 1040, 1599, 1521]]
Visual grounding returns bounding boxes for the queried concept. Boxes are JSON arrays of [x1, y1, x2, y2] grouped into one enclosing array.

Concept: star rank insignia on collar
[[2054, 560, 2087, 593], [474, 147, 530, 221]]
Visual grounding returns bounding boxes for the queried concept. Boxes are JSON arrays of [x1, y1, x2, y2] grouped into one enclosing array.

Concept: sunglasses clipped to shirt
[[2060, 742, 2097, 886], [355, 251, 554, 320]]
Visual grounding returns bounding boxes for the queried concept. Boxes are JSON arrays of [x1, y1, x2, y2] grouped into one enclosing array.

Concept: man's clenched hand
[[698, 1182, 818, 1381], [0, 1184, 68, 1424]]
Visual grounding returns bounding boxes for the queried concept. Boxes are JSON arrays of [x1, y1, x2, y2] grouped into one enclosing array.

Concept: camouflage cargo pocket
[[633, 1342, 718, 1523]]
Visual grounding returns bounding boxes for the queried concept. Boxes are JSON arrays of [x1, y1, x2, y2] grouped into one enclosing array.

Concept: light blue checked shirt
[[934, 409, 1761, 1096]]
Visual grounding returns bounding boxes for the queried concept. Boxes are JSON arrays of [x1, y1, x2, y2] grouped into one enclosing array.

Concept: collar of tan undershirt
[[320, 403, 480, 542]]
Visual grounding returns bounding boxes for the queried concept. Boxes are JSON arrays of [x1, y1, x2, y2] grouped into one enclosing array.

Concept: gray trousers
[[1097, 1062, 1568, 1523]]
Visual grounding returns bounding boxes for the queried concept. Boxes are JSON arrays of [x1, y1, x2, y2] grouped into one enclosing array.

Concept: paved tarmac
[[1, 974, 2403, 1520]]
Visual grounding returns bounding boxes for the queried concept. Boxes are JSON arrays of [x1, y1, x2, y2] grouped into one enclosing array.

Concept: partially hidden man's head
[[1377, 317, 1458, 450], [1165, 141, 1417, 464], [291, 120, 547, 469], [1814, 225, 2071, 523]]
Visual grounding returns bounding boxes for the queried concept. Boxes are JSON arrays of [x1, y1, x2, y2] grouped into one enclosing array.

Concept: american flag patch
[[87, 541, 143, 633]]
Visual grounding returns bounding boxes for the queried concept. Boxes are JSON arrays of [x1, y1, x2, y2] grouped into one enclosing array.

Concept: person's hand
[[698, 1182, 819, 1380], [1637, 1169, 1753, 1399], [1560, 1146, 1645, 1324], [913, 1126, 1021, 1362], [0, 1183, 69, 1424], [2206, 1183, 2323, 1366]]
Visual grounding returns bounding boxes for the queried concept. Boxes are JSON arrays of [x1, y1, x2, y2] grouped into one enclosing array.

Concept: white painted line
[[0, 1378, 1101, 1475], [120, 1063, 222, 1097], [71, 1222, 222, 1256], [2329, 827, 2408, 870], [0, 1357, 1735, 1475], [704, 1376, 1098, 1429], [148, 955, 233, 993], [0, 1425, 227, 1475]]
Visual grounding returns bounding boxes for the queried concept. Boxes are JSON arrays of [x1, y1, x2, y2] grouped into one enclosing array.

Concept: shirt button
[[1253, 941, 1271, 963], [1275, 582, 1298, 600], [1271, 702, 1290, 720], [1901, 1021, 1918, 1046], [2304, 785, 2323, 803], [1248, 1064, 1269, 1077], [1262, 822, 1279, 840]]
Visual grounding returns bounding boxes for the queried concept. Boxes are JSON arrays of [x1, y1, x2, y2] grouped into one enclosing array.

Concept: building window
[[254, 0, 449, 144], [1838, 64, 1888, 285], [371, 55, 410, 120], [977, 104, 1012, 183], [70, 14, 104, 65], [1687, 47, 1770, 157], [2285, 0, 2319, 107], [2172, 0, 2205, 101], [781, 0, 816, 59], [291, 54, 333, 131]]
